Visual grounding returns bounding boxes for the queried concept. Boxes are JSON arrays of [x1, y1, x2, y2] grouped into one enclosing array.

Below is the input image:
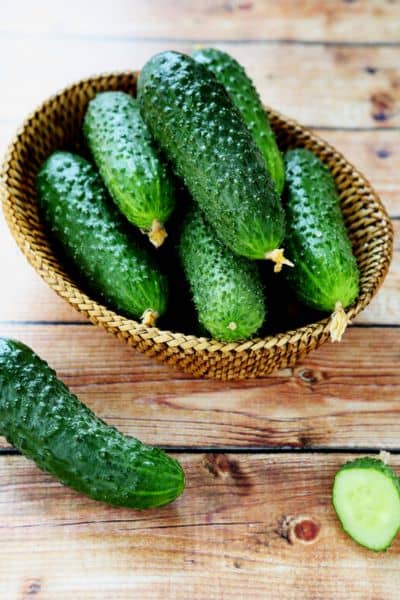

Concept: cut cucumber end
[[332, 458, 400, 551]]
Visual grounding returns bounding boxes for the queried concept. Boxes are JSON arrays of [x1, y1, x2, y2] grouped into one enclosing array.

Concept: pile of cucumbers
[[0, 48, 366, 516], [37, 48, 359, 344]]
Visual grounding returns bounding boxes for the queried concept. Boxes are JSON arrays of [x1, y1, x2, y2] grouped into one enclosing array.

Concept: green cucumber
[[36, 151, 168, 325], [0, 338, 185, 509], [138, 51, 290, 271], [192, 47, 284, 195], [332, 457, 400, 551], [179, 207, 266, 341], [284, 148, 359, 340], [83, 91, 175, 247]]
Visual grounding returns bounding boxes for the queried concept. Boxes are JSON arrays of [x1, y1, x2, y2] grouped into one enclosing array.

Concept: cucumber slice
[[332, 458, 400, 551]]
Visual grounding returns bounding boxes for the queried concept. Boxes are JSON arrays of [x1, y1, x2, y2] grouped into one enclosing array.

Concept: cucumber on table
[[138, 51, 291, 272], [179, 207, 266, 342], [0, 338, 185, 509], [84, 91, 175, 247], [332, 457, 400, 551], [36, 151, 168, 326], [192, 47, 285, 195], [283, 148, 360, 341]]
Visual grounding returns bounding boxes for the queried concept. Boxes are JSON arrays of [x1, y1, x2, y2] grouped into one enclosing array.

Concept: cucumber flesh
[[332, 458, 400, 551]]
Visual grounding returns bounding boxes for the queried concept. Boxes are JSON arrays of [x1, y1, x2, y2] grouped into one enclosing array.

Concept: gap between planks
[[2, 446, 400, 457], [1, 31, 400, 47]]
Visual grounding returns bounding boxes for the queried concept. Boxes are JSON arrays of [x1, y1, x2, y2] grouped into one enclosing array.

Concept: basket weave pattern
[[1, 73, 393, 380]]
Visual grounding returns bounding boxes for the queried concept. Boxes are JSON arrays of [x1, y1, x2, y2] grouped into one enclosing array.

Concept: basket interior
[[1, 72, 394, 379]]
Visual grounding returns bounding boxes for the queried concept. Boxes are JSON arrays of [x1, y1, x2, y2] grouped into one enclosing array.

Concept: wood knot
[[238, 1, 253, 9], [278, 515, 321, 545], [376, 148, 390, 159], [21, 578, 42, 597], [370, 90, 395, 121], [203, 453, 236, 478], [297, 367, 323, 384], [202, 453, 253, 493]]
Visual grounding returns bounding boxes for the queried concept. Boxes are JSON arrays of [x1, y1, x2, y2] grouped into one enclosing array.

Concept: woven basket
[[1, 72, 393, 380]]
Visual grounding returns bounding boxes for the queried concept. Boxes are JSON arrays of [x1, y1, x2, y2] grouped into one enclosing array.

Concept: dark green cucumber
[[36, 151, 168, 324], [179, 207, 266, 341], [83, 91, 175, 247], [138, 51, 289, 270], [332, 457, 400, 551], [0, 338, 185, 509], [192, 47, 284, 195], [284, 149, 359, 339]]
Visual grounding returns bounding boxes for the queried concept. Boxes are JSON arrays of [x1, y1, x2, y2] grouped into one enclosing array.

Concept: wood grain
[[0, 3, 399, 597], [320, 129, 400, 218], [0, 39, 399, 128], [1, 0, 399, 42], [1, 453, 400, 599], [0, 323, 399, 450]]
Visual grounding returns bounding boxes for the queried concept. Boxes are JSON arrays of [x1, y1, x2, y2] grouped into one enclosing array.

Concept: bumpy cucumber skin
[[179, 207, 266, 341], [137, 51, 285, 260], [83, 91, 175, 233], [0, 338, 185, 509], [36, 151, 168, 320], [192, 47, 284, 195], [332, 458, 400, 551], [284, 149, 359, 312]]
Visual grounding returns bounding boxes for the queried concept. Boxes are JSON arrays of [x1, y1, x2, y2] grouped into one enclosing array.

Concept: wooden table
[[1, 2, 399, 598]]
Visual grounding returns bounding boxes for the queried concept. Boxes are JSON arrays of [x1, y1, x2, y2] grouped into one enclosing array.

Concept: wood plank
[[1, 0, 399, 43], [0, 119, 17, 160], [359, 218, 399, 325], [0, 39, 399, 128], [317, 129, 400, 218], [0, 216, 86, 323], [1, 453, 400, 599], [0, 213, 397, 324], [0, 323, 399, 450]]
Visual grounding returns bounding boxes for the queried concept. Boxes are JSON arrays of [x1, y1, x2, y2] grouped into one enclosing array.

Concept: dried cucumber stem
[[141, 309, 159, 327], [148, 219, 168, 248], [329, 301, 350, 342], [379, 450, 391, 465], [265, 248, 294, 273]]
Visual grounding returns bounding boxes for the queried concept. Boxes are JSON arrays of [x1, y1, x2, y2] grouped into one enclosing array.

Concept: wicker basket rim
[[0, 71, 394, 356]]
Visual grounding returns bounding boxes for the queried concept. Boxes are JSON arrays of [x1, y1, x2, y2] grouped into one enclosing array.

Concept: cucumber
[[138, 51, 291, 272], [36, 151, 168, 325], [179, 207, 266, 341], [0, 338, 185, 509], [284, 148, 360, 340], [192, 47, 284, 195], [83, 91, 175, 247], [332, 457, 400, 551]]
